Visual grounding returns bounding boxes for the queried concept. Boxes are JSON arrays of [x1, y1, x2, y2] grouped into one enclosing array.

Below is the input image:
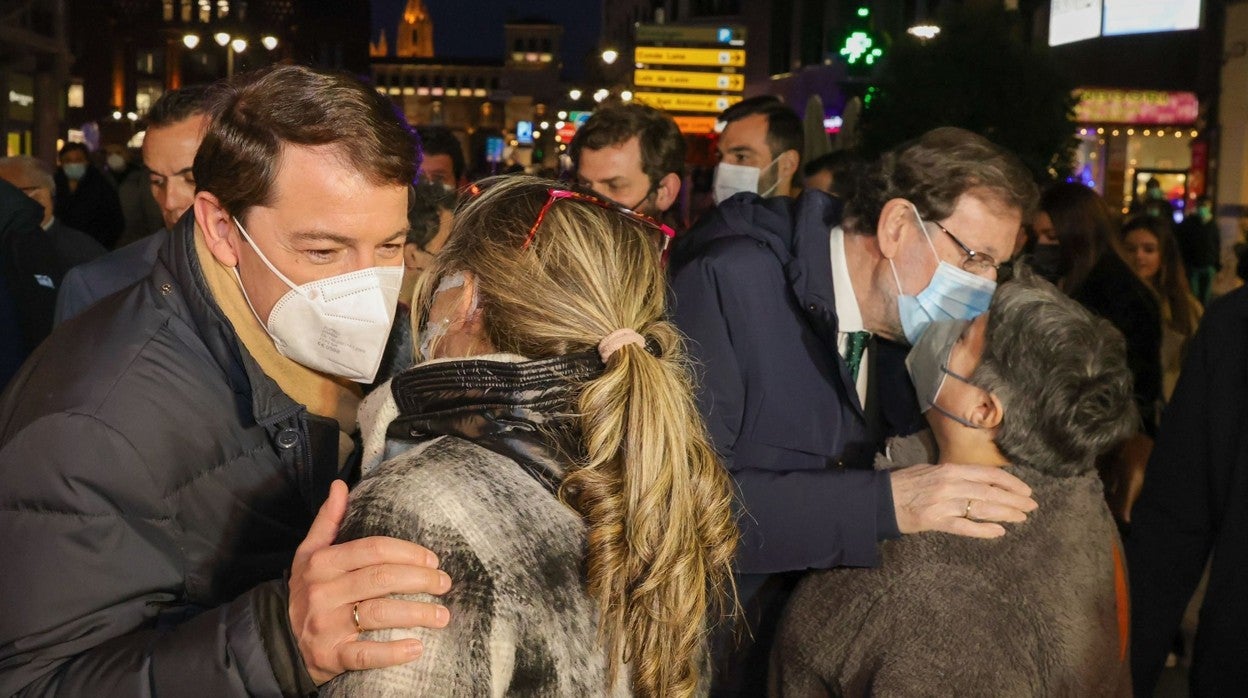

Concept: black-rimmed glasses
[[928, 220, 1004, 276]]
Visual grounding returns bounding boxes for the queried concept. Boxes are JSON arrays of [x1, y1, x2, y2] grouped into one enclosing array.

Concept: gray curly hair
[[972, 268, 1137, 476]]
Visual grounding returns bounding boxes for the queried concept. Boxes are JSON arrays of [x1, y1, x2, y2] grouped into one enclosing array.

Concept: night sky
[[370, 0, 601, 80]]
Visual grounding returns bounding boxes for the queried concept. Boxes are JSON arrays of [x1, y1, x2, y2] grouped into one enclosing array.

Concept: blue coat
[[668, 191, 921, 580]]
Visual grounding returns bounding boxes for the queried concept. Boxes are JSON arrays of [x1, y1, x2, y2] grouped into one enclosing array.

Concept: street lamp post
[[182, 30, 278, 78]]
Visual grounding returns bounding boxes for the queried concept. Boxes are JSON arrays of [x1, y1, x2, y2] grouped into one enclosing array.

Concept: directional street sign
[[634, 69, 745, 92], [634, 92, 742, 113], [634, 47, 746, 68]]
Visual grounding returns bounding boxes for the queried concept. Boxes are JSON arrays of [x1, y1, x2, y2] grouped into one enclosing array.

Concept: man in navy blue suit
[[668, 127, 1041, 689]]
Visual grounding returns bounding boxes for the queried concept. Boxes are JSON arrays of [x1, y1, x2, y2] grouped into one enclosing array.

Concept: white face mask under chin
[[231, 216, 403, 383]]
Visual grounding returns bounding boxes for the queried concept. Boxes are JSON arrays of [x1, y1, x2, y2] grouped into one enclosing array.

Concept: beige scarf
[[194, 226, 362, 465]]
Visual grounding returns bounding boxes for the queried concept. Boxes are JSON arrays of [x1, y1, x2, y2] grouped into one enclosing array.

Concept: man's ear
[[876, 198, 917, 261], [194, 192, 239, 268], [777, 149, 800, 183], [653, 172, 682, 213], [969, 390, 1005, 430]]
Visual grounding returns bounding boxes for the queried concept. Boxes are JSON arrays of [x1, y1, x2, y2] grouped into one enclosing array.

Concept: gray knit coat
[[320, 353, 630, 696], [769, 433, 1131, 697]]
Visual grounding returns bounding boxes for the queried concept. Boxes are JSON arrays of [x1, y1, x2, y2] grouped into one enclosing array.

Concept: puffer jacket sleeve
[[0, 412, 289, 697]]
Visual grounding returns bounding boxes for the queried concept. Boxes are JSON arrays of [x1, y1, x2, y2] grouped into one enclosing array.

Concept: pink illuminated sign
[[1073, 89, 1199, 125]]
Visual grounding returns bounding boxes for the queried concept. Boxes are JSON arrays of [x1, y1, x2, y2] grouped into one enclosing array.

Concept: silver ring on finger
[[964, 499, 974, 519], [352, 600, 364, 634]]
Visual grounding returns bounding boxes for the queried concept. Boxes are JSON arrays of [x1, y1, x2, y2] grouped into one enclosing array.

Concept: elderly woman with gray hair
[[770, 270, 1136, 697]]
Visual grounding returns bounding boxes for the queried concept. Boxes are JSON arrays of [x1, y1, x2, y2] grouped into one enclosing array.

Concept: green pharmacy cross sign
[[840, 30, 883, 66]]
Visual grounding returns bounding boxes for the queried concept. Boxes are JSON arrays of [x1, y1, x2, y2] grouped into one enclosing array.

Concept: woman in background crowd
[[322, 176, 737, 697], [1120, 215, 1202, 400], [1034, 182, 1162, 433]]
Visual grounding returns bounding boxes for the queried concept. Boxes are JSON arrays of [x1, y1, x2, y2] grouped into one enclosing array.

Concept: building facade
[[0, 0, 71, 159], [371, 16, 565, 175]]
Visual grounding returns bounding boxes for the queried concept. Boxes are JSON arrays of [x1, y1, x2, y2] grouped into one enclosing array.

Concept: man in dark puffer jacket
[[0, 65, 451, 696]]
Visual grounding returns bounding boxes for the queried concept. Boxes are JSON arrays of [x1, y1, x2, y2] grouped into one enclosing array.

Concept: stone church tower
[[369, 29, 389, 58], [396, 0, 435, 58]]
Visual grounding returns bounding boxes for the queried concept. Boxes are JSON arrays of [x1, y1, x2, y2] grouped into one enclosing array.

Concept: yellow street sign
[[634, 47, 746, 68], [634, 69, 745, 92], [634, 92, 742, 113], [672, 116, 720, 134]]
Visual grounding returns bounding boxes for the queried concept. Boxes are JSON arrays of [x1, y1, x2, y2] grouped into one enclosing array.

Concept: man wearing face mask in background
[[53, 141, 125, 250], [712, 96, 802, 204], [54, 85, 212, 325], [667, 127, 1040, 692], [0, 65, 450, 696], [103, 141, 166, 249], [571, 103, 686, 226]]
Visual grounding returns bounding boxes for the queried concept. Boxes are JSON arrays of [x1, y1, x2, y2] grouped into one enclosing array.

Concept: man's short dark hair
[[718, 95, 803, 160], [843, 126, 1038, 237], [407, 182, 456, 249], [146, 85, 212, 129], [972, 269, 1137, 476], [803, 150, 864, 199], [415, 126, 465, 182], [195, 64, 419, 221], [569, 103, 686, 188], [59, 142, 88, 159]]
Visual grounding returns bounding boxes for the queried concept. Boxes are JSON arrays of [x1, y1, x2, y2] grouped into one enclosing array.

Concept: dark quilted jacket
[[0, 217, 409, 696]]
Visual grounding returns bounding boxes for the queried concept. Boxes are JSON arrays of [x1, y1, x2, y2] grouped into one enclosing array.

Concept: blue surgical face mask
[[62, 163, 87, 181], [890, 204, 997, 345]]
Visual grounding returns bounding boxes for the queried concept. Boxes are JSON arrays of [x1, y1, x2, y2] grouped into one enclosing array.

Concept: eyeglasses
[[928, 220, 1004, 276], [523, 188, 676, 258]]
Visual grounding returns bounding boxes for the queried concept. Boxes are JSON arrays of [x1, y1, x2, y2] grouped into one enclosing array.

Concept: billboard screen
[[515, 120, 533, 146], [1050, 0, 1102, 46], [1102, 0, 1201, 37]]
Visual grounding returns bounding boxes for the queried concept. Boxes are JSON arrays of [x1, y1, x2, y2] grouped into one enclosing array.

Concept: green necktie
[[844, 331, 871, 382]]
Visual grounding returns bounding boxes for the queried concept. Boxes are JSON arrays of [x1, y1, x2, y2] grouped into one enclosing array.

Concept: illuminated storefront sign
[[1073, 89, 1198, 125], [8, 74, 35, 122]]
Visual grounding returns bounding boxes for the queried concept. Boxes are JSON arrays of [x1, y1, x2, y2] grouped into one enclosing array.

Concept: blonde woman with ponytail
[[321, 176, 738, 697]]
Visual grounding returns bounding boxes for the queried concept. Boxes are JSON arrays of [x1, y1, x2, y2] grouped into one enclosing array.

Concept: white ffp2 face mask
[[712, 156, 781, 204], [232, 217, 403, 383]]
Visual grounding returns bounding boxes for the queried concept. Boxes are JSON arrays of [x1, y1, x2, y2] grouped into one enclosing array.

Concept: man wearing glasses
[[667, 127, 1041, 689]]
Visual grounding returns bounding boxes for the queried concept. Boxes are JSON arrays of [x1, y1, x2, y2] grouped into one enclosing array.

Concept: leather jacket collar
[[387, 351, 605, 493]]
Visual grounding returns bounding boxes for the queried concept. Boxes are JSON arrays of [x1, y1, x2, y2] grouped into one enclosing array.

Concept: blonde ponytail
[[567, 323, 738, 696]]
